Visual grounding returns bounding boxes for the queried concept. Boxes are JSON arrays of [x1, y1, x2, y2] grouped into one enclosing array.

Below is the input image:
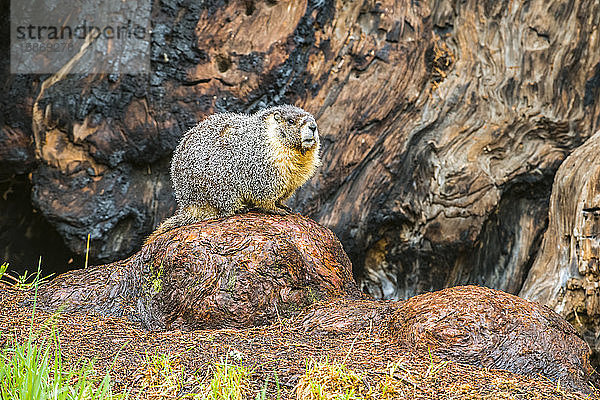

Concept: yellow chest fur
[[264, 115, 319, 197]]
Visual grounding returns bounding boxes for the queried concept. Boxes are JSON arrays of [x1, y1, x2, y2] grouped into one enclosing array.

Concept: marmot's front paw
[[237, 205, 251, 214], [265, 206, 291, 216], [246, 206, 289, 216], [274, 207, 291, 216], [276, 204, 293, 214]]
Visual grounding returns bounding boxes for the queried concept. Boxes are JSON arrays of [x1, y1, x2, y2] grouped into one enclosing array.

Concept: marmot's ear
[[271, 110, 282, 121]]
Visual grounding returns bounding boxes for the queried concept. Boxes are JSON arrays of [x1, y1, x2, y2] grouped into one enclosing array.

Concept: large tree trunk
[[520, 130, 600, 364], [2, 0, 600, 351]]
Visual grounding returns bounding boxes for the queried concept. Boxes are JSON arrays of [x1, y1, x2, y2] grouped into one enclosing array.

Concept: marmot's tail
[[144, 210, 201, 245]]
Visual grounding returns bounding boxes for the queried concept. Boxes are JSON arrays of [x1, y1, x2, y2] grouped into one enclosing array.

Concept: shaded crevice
[[356, 177, 553, 299], [453, 180, 552, 294], [0, 174, 82, 277]]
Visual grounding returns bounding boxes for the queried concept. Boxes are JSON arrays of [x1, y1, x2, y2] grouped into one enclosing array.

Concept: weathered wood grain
[[520, 130, 600, 364], [304, 0, 600, 299]]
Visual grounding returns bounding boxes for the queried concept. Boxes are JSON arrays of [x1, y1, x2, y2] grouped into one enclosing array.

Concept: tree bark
[[520, 130, 600, 364], [2, 0, 600, 349]]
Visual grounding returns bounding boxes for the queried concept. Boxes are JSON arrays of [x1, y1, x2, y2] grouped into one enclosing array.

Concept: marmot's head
[[260, 105, 319, 155]]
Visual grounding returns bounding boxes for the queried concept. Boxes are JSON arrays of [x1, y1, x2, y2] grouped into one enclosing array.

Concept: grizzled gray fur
[[147, 105, 321, 241]]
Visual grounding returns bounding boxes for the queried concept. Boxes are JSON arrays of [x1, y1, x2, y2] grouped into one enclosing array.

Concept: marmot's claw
[[275, 207, 291, 216], [277, 204, 293, 213], [245, 206, 289, 216], [265, 207, 291, 216], [237, 206, 251, 214]]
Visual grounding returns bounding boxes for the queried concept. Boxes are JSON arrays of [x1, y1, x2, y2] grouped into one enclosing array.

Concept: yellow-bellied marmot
[[148, 105, 320, 241]]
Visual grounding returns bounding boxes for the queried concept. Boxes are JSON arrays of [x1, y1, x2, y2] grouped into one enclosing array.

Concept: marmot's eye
[[287, 118, 295, 125]]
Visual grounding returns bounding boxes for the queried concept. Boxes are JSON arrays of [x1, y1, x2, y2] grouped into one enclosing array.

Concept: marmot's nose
[[309, 122, 317, 133]]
